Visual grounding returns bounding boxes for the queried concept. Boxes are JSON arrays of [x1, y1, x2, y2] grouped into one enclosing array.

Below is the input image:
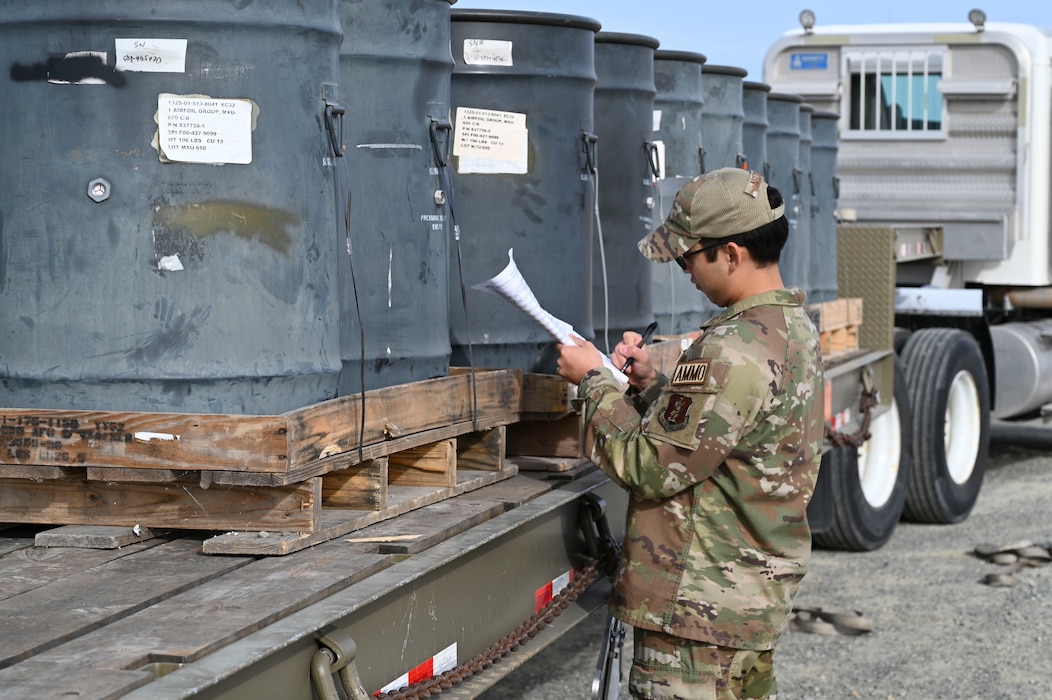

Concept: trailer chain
[[375, 560, 602, 700], [825, 387, 879, 449]]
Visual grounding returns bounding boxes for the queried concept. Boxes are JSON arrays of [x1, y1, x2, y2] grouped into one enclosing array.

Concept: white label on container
[[462, 39, 513, 66], [653, 140, 666, 180], [116, 38, 187, 73], [453, 107, 528, 174], [653, 109, 662, 132], [157, 94, 252, 164]]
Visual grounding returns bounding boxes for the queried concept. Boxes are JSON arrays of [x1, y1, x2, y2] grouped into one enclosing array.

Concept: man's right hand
[[612, 331, 657, 391]]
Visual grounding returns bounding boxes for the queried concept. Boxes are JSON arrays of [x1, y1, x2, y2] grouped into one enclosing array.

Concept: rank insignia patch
[[659, 393, 693, 432]]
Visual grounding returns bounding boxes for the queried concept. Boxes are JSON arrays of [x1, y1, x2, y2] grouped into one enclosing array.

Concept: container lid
[[743, 80, 772, 92], [451, 9, 601, 33], [768, 92, 805, 103], [701, 64, 748, 78], [654, 49, 707, 65], [595, 31, 660, 49]]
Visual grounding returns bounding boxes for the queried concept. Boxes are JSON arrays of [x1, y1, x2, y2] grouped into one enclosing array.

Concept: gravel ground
[[482, 429, 1052, 699]]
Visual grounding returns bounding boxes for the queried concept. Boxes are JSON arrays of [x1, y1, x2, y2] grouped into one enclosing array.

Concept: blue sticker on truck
[[790, 53, 829, 70]]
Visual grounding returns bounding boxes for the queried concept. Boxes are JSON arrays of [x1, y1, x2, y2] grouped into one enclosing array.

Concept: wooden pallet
[[0, 370, 574, 555], [0, 474, 566, 699]]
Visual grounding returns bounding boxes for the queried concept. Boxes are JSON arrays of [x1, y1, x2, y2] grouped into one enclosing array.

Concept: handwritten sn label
[[463, 39, 513, 66], [115, 38, 188, 73]]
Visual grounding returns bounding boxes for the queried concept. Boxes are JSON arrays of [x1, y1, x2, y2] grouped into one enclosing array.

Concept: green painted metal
[[120, 471, 627, 700]]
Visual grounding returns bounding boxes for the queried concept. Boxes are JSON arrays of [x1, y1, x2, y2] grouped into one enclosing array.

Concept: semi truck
[[764, 9, 1052, 550]]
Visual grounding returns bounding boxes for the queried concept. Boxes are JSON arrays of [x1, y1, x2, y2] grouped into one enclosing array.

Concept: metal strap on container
[[430, 117, 478, 430], [585, 132, 614, 354], [326, 98, 368, 461]]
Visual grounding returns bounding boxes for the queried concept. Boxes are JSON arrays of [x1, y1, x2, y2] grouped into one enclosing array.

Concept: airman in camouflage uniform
[[558, 168, 824, 700]]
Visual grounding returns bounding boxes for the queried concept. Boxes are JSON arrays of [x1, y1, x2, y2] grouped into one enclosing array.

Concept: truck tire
[[900, 328, 990, 524], [814, 359, 911, 551]]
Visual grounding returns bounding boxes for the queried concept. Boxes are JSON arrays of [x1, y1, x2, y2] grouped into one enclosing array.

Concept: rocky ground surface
[[480, 428, 1052, 699]]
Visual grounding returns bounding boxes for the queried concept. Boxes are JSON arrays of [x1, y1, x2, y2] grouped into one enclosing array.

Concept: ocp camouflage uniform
[[576, 287, 824, 698]]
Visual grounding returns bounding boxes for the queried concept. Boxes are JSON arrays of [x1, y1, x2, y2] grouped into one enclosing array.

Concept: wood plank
[[34, 525, 164, 549], [283, 370, 521, 472], [507, 415, 580, 458], [821, 325, 860, 358], [0, 465, 81, 480], [0, 538, 166, 602], [0, 525, 48, 558], [209, 413, 515, 486], [322, 458, 387, 510], [0, 477, 321, 533], [0, 411, 288, 473], [0, 542, 390, 699], [389, 439, 456, 487], [457, 426, 505, 471], [202, 466, 517, 556], [520, 373, 573, 415], [87, 467, 190, 483], [455, 473, 556, 508], [349, 498, 506, 555], [846, 297, 864, 325], [510, 456, 590, 473], [0, 537, 250, 669], [541, 459, 598, 481]]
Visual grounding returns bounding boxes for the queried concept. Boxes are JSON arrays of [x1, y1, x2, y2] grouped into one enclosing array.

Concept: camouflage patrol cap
[[638, 167, 786, 263]]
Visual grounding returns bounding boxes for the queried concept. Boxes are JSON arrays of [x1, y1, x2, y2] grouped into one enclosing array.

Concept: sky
[[451, 1, 1052, 81]]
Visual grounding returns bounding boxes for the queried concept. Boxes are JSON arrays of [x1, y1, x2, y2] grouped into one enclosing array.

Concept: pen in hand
[[620, 321, 658, 372]]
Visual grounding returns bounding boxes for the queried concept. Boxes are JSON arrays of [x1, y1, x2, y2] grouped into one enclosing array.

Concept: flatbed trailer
[[0, 468, 625, 700]]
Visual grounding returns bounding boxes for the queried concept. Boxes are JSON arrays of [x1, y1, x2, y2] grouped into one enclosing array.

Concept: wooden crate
[[648, 333, 699, 375], [808, 298, 863, 360], [811, 298, 849, 331], [0, 370, 572, 555]]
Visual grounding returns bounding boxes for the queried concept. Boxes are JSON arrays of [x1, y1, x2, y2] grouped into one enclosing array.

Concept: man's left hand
[[556, 336, 604, 385]]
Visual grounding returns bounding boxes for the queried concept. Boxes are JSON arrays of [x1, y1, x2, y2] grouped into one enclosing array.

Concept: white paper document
[[472, 249, 628, 382]]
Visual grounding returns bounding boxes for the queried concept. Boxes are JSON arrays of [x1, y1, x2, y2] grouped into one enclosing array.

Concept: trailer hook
[[579, 492, 621, 577], [311, 647, 340, 700], [312, 634, 370, 700]]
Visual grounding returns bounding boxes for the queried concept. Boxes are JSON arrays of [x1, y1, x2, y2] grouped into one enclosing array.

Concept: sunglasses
[[673, 240, 725, 270]]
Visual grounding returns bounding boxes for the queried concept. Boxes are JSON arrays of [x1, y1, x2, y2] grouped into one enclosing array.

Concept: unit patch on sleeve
[[671, 359, 711, 387], [658, 393, 693, 432]]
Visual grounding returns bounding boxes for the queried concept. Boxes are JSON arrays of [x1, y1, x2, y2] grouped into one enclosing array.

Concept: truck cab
[[765, 12, 1052, 538]]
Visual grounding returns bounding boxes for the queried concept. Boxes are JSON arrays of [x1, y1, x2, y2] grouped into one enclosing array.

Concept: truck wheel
[[814, 359, 911, 551], [900, 328, 990, 524]]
